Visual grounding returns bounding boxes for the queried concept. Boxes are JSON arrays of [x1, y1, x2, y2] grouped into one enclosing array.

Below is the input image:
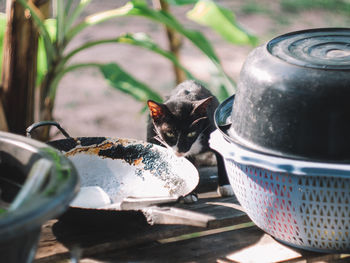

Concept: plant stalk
[[1, 0, 49, 135], [153, 0, 185, 84]]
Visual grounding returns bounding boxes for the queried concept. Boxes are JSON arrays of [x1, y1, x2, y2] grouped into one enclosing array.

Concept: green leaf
[[48, 63, 100, 100], [54, 0, 64, 45], [0, 13, 7, 80], [123, 1, 235, 95], [187, 0, 258, 46], [62, 33, 195, 80], [65, 2, 135, 41], [63, 1, 235, 98], [165, 0, 198, 5], [67, 1, 219, 63], [130, 1, 221, 64], [208, 63, 235, 101], [121, 33, 195, 79], [47, 61, 163, 104], [45, 18, 58, 41], [37, 39, 47, 86], [65, 0, 74, 15], [64, 0, 92, 36], [37, 19, 57, 86], [99, 63, 163, 103]]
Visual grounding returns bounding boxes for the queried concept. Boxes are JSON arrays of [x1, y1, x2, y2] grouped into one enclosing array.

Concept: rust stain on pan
[[133, 157, 143, 166], [64, 138, 184, 195], [65, 141, 114, 157], [98, 143, 154, 166], [64, 139, 152, 167]]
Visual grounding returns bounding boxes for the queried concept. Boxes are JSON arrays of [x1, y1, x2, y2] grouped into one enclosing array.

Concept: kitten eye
[[165, 132, 175, 138], [187, 131, 196, 138]]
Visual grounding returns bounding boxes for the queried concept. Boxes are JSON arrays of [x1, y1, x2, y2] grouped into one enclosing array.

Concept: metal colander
[[210, 129, 350, 253]]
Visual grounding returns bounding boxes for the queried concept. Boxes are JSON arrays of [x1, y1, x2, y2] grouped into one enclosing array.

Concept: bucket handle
[[26, 121, 71, 139]]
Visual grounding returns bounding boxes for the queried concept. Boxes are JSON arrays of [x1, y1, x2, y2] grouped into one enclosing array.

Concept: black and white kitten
[[146, 80, 233, 198]]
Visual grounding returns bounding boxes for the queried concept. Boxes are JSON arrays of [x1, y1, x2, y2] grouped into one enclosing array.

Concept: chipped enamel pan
[[49, 136, 199, 204], [26, 122, 212, 227]]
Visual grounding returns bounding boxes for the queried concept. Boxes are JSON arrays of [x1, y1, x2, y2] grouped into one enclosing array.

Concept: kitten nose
[[175, 152, 185, 157]]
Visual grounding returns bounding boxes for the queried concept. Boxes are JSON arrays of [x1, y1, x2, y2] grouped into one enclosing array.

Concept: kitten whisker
[[152, 130, 168, 148], [152, 132, 174, 152], [154, 136, 173, 151], [154, 136, 165, 146]]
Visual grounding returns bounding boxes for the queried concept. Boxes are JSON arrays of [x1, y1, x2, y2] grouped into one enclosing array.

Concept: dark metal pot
[[229, 28, 350, 162], [0, 132, 79, 263]]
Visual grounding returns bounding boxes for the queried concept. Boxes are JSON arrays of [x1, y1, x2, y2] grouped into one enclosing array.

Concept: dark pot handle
[[26, 121, 71, 139]]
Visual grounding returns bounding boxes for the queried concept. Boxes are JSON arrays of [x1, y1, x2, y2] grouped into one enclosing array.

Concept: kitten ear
[[147, 100, 165, 121], [191, 96, 213, 116]]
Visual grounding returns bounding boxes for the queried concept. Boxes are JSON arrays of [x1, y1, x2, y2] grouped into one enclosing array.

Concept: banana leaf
[[165, 0, 198, 5], [187, 0, 258, 46], [99, 63, 163, 103]]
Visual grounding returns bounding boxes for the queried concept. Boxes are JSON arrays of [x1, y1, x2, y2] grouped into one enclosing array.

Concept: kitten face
[[158, 118, 205, 156], [147, 97, 212, 157]]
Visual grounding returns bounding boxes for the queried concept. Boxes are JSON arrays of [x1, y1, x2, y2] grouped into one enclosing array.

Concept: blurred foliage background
[[0, 0, 349, 140]]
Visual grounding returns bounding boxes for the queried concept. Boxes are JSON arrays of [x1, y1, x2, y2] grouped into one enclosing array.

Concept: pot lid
[[267, 28, 350, 70]]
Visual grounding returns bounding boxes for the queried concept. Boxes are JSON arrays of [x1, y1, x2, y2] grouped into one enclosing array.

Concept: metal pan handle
[[142, 206, 215, 227], [26, 121, 71, 139], [101, 196, 181, 211]]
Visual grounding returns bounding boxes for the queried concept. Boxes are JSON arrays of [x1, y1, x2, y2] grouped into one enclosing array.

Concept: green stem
[[59, 35, 195, 79], [65, 0, 74, 16], [55, 0, 64, 45], [156, 0, 185, 84], [213, 61, 236, 94], [49, 62, 101, 100], [64, 0, 92, 37], [62, 39, 118, 65], [65, 2, 135, 43]]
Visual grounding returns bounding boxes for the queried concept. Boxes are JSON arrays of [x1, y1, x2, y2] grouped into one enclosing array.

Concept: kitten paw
[[217, 185, 234, 197], [179, 193, 198, 204]]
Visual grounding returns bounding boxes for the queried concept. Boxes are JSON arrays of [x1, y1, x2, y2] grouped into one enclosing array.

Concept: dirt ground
[[51, 0, 350, 141]]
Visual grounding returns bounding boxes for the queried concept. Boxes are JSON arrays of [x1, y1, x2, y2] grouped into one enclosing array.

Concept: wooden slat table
[[35, 169, 350, 263]]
